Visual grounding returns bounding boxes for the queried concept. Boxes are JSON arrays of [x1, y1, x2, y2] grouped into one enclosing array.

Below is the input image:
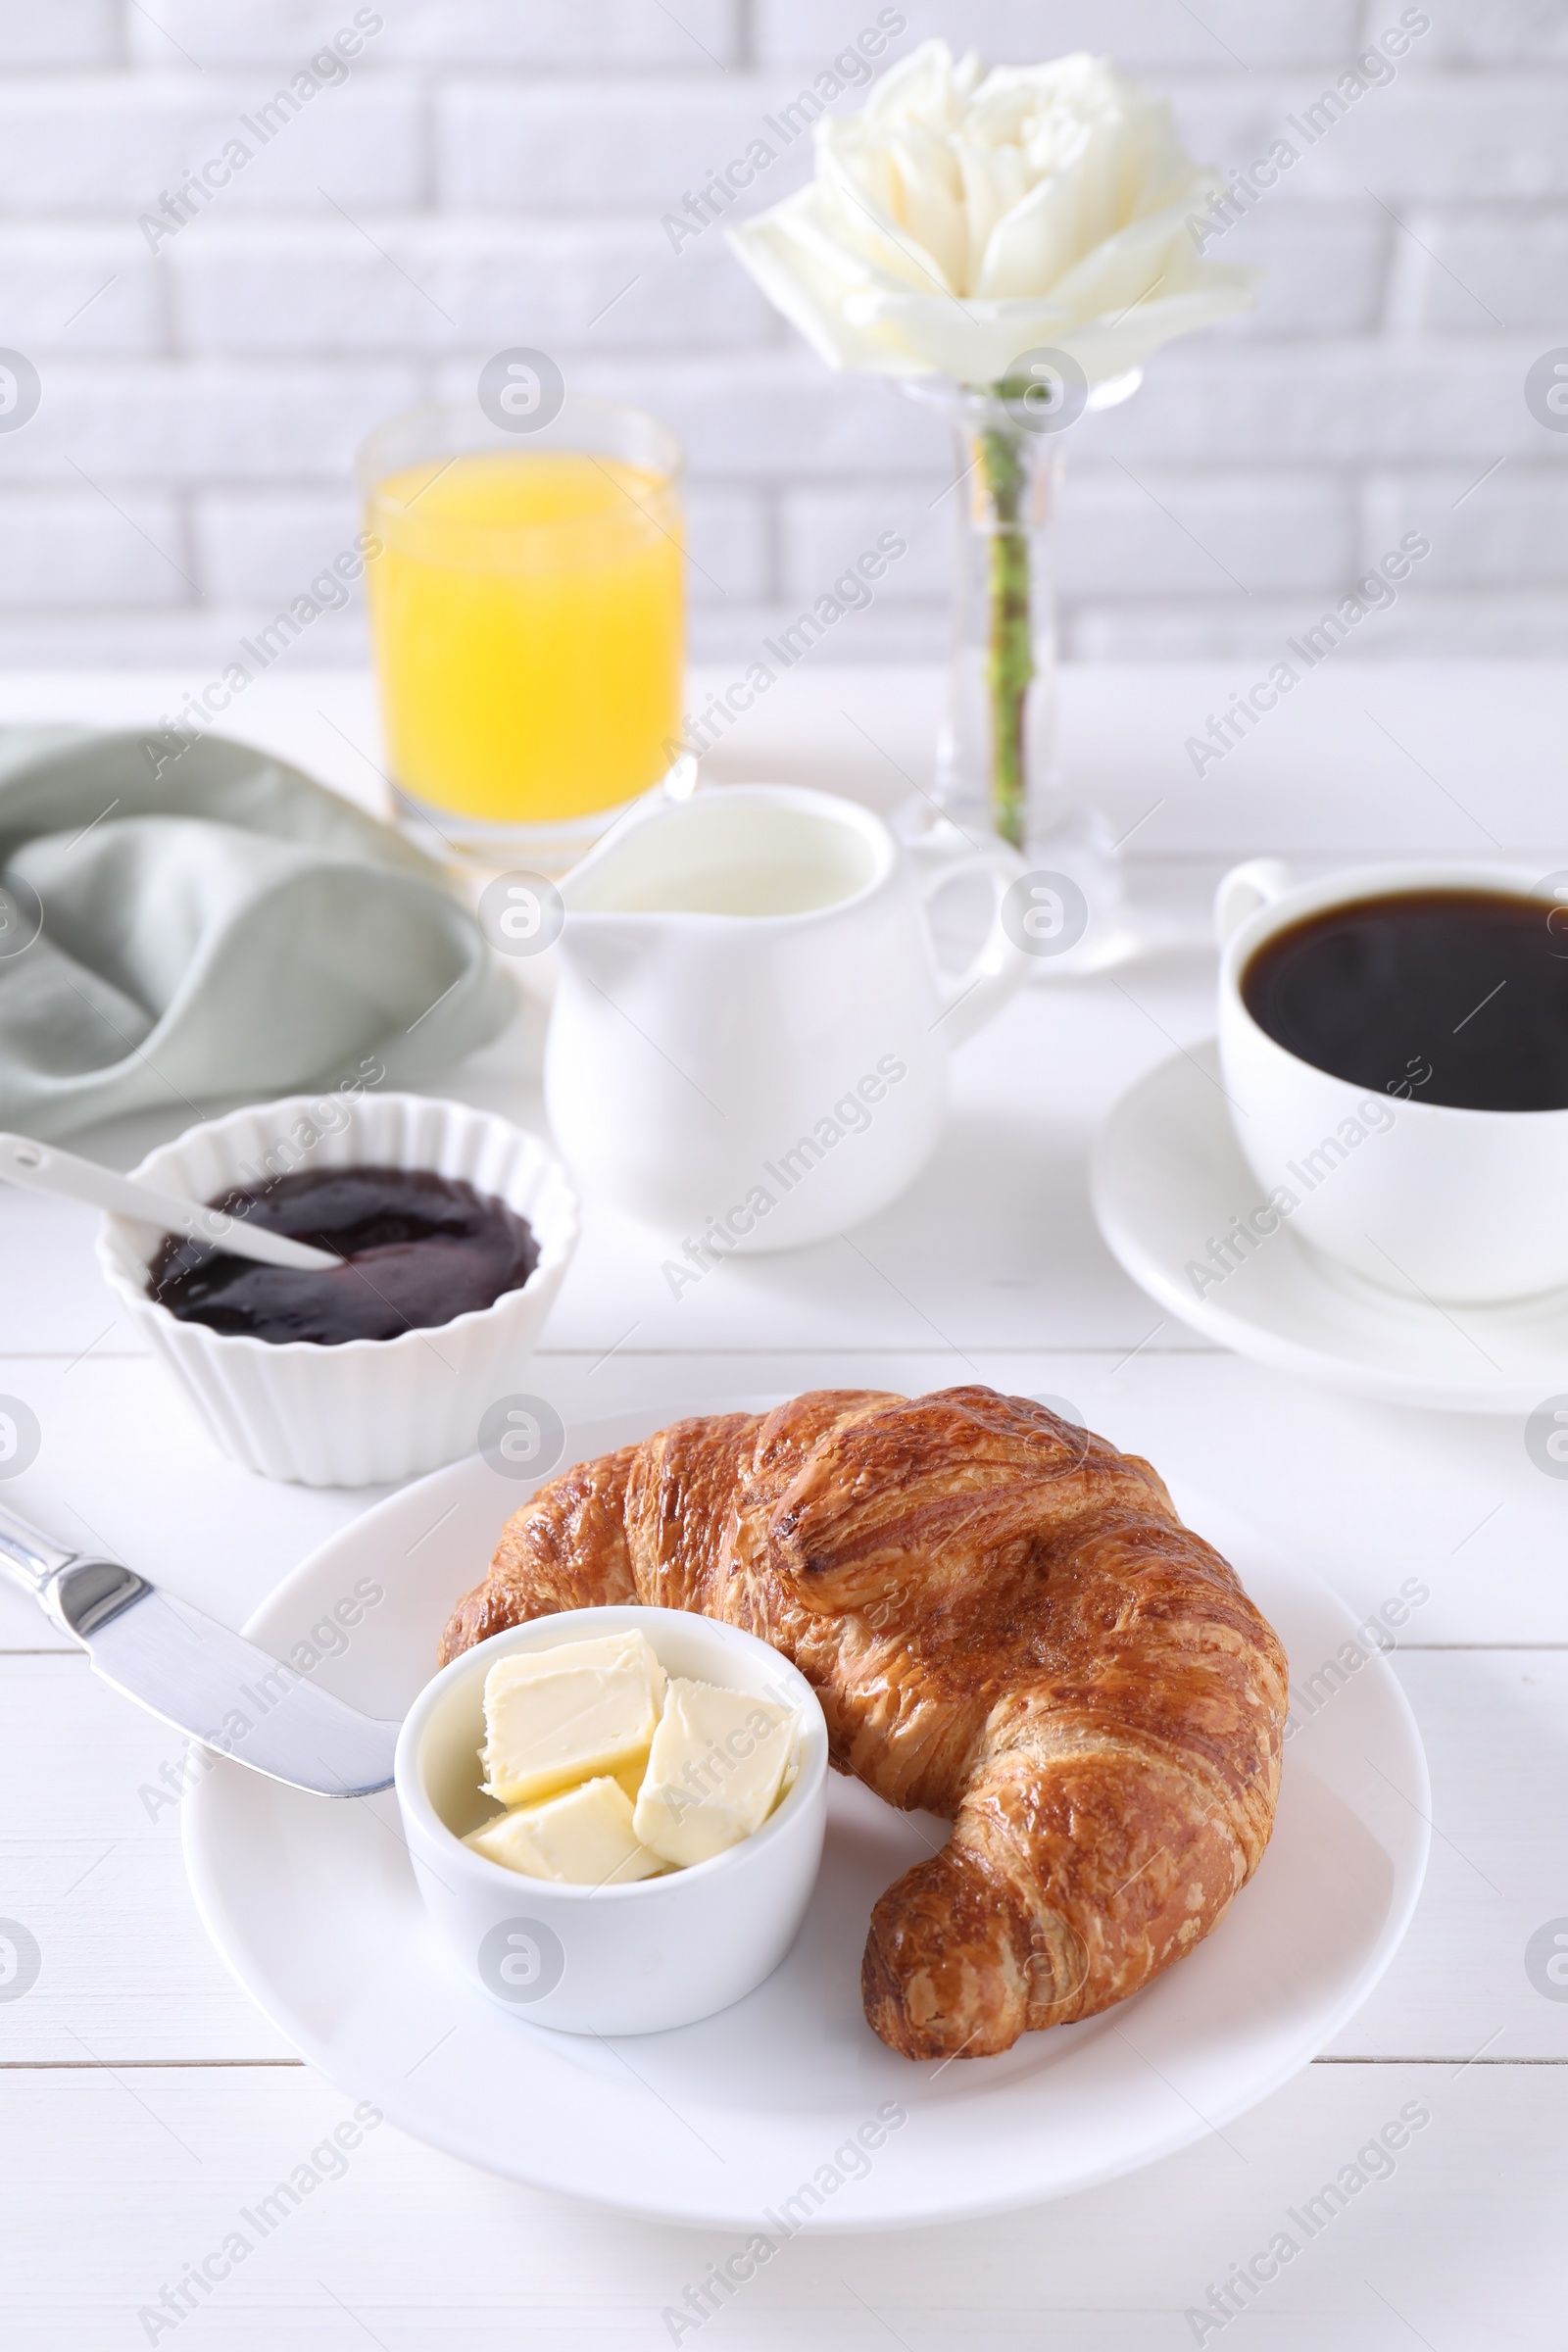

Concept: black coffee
[[1242, 888, 1568, 1112]]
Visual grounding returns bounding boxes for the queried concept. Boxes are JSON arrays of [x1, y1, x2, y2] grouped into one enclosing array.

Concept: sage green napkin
[[0, 725, 514, 1140]]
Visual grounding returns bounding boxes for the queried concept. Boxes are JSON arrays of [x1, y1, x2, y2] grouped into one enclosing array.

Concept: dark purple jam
[[148, 1165, 539, 1346]]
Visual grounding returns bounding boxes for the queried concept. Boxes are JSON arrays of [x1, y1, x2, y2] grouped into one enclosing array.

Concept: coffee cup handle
[[909, 832, 1030, 1048], [1214, 858, 1295, 947]]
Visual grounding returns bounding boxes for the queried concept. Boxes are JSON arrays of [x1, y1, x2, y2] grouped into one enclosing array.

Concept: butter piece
[[465, 1776, 666, 1886], [480, 1631, 666, 1806], [633, 1679, 798, 1867]]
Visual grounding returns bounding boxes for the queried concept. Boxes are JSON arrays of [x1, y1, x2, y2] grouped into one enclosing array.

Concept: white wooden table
[[4, 662, 1567, 2350]]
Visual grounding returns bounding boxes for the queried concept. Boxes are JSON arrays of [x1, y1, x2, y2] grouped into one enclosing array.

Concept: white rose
[[728, 41, 1258, 388]]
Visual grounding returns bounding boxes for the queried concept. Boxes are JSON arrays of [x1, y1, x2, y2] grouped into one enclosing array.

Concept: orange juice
[[365, 448, 683, 826]]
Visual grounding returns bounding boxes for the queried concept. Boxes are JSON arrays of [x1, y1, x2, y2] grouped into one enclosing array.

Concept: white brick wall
[[0, 0, 1563, 671]]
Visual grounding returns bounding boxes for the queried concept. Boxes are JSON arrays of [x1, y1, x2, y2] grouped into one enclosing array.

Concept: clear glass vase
[[906, 378, 1134, 973]]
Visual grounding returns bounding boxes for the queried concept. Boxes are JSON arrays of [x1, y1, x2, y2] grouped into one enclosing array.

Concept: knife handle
[[0, 1497, 79, 1592], [0, 1499, 147, 1637]]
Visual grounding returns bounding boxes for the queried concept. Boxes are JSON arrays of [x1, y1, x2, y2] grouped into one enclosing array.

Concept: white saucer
[[183, 1402, 1428, 2232], [1093, 1041, 1568, 1415]]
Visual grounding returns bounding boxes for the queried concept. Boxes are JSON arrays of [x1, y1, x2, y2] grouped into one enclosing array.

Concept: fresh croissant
[[440, 1387, 1288, 2060]]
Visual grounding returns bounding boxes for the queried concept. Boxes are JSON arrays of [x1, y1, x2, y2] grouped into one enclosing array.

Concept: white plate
[[1093, 1041, 1568, 1415], [183, 1401, 1429, 2232]]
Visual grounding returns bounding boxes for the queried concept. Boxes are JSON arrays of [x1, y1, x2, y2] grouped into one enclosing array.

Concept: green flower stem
[[980, 419, 1032, 852]]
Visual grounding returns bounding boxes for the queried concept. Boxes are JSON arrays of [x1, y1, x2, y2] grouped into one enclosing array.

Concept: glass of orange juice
[[358, 389, 684, 869]]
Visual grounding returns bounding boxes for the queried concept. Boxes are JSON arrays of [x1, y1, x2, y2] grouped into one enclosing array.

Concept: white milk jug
[[543, 784, 1027, 1250]]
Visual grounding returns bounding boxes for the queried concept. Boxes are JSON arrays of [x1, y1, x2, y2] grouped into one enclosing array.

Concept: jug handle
[[909, 831, 1031, 1049]]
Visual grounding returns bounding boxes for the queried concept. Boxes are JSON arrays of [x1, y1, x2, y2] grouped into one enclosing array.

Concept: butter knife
[[0, 1499, 399, 1796]]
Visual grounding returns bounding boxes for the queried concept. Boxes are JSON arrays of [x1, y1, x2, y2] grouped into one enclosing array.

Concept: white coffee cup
[[544, 785, 1028, 1250], [1216, 858, 1568, 1305]]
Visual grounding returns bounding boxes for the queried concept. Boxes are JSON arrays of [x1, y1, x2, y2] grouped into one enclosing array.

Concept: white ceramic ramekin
[[395, 1604, 828, 2035], [94, 1092, 578, 1487]]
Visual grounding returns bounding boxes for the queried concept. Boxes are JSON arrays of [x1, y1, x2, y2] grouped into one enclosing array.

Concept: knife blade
[[0, 1499, 400, 1796]]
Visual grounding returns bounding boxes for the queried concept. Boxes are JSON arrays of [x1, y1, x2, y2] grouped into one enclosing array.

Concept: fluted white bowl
[[94, 1092, 578, 1487]]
